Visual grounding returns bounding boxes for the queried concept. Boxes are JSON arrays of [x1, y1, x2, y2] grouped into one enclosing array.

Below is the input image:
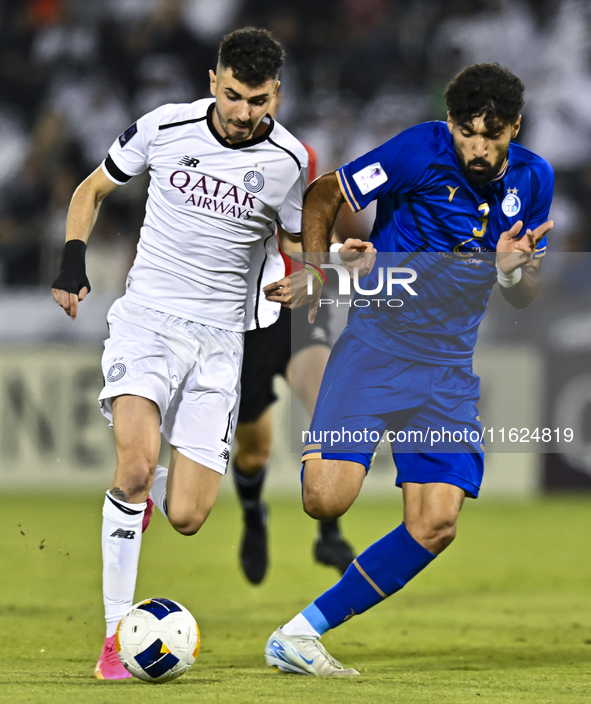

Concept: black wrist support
[[51, 240, 92, 295]]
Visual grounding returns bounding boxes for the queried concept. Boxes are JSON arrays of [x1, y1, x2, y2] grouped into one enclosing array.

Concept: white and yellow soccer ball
[[115, 598, 200, 683]]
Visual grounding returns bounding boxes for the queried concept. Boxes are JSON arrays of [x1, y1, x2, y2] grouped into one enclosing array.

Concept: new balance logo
[[110, 529, 136, 539], [178, 155, 200, 167], [219, 448, 230, 462]]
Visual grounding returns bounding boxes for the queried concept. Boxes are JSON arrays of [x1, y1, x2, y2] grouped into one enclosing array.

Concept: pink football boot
[[94, 635, 131, 680]]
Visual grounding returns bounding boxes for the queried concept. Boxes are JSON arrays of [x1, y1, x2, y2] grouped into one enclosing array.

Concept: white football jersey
[[102, 98, 308, 331]]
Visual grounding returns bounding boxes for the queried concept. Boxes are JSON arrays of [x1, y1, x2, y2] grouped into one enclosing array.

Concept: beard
[[456, 150, 507, 186], [215, 106, 253, 143]]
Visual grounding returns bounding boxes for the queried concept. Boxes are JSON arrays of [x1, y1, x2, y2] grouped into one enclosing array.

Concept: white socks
[[149, 465, 169, 517], [101, 464, 168, 638], [281, 613, 321, 638], [102, 491, 146, 638]]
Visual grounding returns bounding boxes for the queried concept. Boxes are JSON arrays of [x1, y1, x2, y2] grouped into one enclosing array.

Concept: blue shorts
[[301, 327, 484, 497]]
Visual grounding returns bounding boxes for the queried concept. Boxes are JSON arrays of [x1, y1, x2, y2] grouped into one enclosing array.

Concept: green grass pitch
[[1, 490, 590, 703]]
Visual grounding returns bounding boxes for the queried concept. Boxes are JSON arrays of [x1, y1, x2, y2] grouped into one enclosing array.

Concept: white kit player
[[51, 28, 308, 680]]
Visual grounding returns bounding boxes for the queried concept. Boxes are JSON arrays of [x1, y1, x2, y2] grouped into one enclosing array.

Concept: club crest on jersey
[[502, 189, 521, 217], [352, 162, 388, 195], [107, 363, 127, 383], [243, 171, 264, 193], [118, 123, 138, 147]]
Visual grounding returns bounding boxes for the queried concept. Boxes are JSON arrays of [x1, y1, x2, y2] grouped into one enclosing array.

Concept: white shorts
[[98, 298, 243, 474]]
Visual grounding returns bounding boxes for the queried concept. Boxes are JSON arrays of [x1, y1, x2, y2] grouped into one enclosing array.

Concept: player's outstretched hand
[[263, 267, 322, 310], [264, 270, 322, 322], [264, 274, 293, 307], [496, 220, 553, 273], [51, 286, 89, 321]]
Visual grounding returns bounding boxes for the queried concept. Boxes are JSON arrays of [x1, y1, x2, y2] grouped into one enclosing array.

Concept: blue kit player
[[264, 63, 554, 676]]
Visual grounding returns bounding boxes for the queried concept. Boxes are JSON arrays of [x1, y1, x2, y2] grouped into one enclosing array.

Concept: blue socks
[[302, 523, 435, 634]]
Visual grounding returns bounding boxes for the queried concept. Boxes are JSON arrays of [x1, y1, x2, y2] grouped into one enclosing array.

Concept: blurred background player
[[233, 93, 355, 585], [51, 28, 309, 680], [265, 63, 554, 676]]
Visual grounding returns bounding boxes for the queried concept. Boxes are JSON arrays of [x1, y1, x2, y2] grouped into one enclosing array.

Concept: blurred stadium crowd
[[1, 0, 590, 292]]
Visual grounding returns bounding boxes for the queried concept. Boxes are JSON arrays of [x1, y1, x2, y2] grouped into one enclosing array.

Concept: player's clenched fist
[[337, 238, 377, 278], [51, 239, 91, 320]]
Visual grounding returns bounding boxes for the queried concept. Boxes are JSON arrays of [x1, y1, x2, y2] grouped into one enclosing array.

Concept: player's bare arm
[[301, 172, 344, 253], [302, 174, 376, 260], [52, 167, 119, 320], [496, 219, 553, 309], [302, 173, 376, 320], [262, 228, 299, 307]]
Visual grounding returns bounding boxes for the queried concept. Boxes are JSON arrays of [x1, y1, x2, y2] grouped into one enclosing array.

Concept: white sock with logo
[[102, 491, 146, 638], [149, 465, 169, 517]]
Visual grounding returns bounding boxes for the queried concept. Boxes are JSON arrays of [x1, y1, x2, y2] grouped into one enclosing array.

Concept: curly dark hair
[[444, 63, 524, 128], [218, 28, 284, 87]]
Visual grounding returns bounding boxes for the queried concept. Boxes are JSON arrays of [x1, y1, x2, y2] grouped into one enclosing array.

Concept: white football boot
[[264, 629, 359, 676]]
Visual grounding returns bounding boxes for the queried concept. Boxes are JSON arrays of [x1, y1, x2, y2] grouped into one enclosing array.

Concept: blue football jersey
[[335, 121, 554, 365]]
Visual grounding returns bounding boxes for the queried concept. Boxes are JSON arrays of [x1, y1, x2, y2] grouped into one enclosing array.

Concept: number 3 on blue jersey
[[472, 203, 489, 238]]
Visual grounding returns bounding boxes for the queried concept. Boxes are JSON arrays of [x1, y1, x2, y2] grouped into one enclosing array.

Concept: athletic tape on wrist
[[62, 239, 87, 263], [52, 239, 91, 294], [329, 242, 343, 264], [496, 265, 523, 288]]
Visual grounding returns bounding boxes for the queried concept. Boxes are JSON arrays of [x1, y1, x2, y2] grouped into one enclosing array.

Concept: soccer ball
[[115, 598, 200, 683]]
